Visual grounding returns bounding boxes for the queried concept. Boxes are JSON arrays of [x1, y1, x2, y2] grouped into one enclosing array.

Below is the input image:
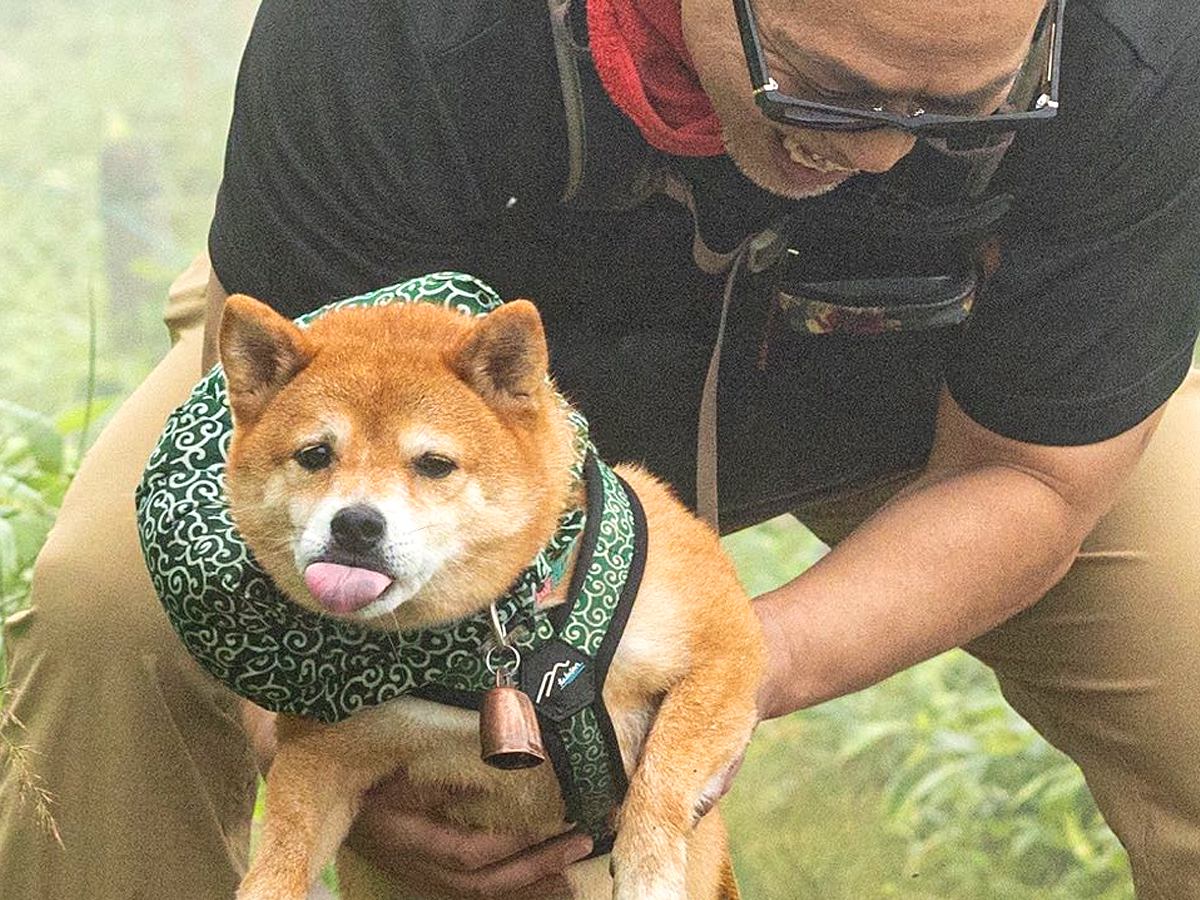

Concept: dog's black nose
[[330, 504, 386, 553]]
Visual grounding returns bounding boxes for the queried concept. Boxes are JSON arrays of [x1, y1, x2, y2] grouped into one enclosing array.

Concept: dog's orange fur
[[220, 296, 763, 899]]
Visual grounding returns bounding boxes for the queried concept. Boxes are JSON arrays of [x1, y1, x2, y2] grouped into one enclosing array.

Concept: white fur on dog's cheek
[[294, 493, 348, 572], [374, 491, 442, 576], [469, 480, 531, 540], [260, 471, 290, 512], [464, 481, 486, 510]]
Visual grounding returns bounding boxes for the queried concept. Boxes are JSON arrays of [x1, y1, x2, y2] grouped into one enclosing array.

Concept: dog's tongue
[[304, 562, 393, 614]]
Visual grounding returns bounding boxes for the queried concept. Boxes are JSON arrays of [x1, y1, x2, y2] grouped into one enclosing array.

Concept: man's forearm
[[754, 464, 1090, 719]]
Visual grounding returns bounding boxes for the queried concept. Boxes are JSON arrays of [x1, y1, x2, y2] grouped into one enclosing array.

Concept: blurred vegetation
[[722, 520, 1132, 898], [0, 401, 88, 676], [1, 1, 1134, 897], [0, 0, 254, 415]]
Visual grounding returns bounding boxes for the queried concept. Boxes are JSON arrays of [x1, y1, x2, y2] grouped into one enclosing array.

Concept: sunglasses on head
[[732, 0, 1064, 139]]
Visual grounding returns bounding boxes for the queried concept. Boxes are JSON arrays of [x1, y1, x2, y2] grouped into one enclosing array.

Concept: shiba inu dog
[[219, 291, 763, 899]]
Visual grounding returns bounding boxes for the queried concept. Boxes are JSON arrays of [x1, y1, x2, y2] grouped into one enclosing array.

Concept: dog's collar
[[136, 272, 644, 848]]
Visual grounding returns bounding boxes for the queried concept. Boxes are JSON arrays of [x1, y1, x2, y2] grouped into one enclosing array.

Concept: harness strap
[[415, 452, 647, 850], [526, 456, 647, 854], [695, 241, 750, 531], [547, 0, 666, 211]]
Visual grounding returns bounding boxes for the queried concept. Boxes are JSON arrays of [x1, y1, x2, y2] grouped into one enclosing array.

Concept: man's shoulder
[[402, 0, 516, 54], [1076, 0, 1200, 74], [1002, 0, 1199, 185]]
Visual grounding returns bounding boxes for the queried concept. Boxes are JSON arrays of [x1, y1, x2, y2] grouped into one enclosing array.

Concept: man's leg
[[963, 369, 1200, 898], [795, 370, 1200, 898], [0, 256, 258, 899]]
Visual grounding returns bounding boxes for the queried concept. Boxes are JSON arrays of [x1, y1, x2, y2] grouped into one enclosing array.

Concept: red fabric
[[587, 0, 724, 156]]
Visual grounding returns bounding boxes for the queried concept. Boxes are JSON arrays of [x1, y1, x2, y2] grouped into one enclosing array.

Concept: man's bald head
[[681, 0, 1047, 198]]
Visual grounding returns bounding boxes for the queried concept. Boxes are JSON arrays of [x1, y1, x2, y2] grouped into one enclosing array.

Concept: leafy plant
[[721, 519, 1133, 899], [0, 375, 126, 839], [0, 393, 117, 638], [0, 398, 103, 848], [0, 402, 71, 640]]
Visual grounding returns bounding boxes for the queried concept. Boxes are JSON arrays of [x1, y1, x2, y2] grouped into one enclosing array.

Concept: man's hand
[[239, 707, 591, 896], [346, 769, 594, 899]]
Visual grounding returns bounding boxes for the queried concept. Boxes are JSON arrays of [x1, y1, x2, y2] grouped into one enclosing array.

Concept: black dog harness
[[136, 272, 645, 850]]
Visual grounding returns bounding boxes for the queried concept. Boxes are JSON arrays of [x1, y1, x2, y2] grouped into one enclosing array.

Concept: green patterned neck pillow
[[134, 273, 645, 847], [135, 271, 593, 721]]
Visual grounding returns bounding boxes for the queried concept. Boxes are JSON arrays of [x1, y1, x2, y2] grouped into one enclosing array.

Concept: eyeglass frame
[[731, 0, 1065, 137]]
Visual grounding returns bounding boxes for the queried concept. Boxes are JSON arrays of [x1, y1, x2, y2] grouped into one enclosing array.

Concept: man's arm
[[754, 386, 1164, 719]]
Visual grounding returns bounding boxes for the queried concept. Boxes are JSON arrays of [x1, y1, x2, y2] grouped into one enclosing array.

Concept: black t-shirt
[[209, 0, 1200, 529]]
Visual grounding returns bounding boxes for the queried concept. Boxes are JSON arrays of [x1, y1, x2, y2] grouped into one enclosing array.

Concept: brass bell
[[480, 677, 546, 770]]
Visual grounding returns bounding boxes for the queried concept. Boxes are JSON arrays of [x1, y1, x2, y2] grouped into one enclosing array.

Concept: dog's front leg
[[610, 658, 760, 900], [238, 719, 392, 900]]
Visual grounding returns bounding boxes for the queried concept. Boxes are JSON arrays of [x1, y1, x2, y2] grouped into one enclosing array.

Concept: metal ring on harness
[[485, 644, 522, 678]]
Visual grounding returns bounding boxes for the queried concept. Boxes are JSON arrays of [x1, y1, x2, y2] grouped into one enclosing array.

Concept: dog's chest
[[343, 676, 656, 838], [357, 696, 571, 833]]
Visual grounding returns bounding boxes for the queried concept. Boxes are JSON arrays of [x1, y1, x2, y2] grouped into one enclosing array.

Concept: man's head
[[681, 0, 1047, 198]]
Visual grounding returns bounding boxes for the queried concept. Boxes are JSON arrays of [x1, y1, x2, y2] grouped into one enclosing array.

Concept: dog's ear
[[453, 300, 549, 406], [219, 294, 313, 426]]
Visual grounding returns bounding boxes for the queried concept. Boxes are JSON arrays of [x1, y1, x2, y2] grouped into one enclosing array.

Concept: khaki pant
[[2, 258, 1199, 898], [0, 256, 257, 899]]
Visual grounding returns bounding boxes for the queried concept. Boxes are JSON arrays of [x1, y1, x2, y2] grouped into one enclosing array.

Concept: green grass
[[720, 518, 1132, 899], [0, 0, 253, 415]]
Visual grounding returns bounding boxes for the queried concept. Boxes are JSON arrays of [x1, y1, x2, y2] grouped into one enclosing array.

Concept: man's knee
[[13, 309, 211, 664], [18, 512, 175, 663], [967, 374, 1200, 896]]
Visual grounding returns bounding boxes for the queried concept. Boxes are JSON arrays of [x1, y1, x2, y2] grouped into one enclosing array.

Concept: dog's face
[[219, 297, 576, 631]]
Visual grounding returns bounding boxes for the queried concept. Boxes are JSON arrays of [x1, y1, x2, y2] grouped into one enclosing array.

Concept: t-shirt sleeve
[[207, 0, 565, 318], [945, 12, 1200, 445]]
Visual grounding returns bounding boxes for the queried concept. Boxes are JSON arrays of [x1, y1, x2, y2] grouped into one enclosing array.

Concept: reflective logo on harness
[[536, 660, 587, 704], [522, 640, 596, 722]]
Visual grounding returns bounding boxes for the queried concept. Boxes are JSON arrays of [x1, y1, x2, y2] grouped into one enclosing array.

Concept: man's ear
[[219, 294, 313, 426], [452, 300, 549, 406]]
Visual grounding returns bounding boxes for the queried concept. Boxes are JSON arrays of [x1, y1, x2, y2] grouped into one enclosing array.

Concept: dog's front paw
[[611, 831, 688, 900], [236, 868, 310, 900], [613, 871, 687, 900]]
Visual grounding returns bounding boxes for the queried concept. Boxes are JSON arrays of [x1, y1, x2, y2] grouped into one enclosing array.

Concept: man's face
[[681, 0, 1046, 199]]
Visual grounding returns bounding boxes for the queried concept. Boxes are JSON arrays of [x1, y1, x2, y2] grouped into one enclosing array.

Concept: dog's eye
[[294, 443, 333, 471], [413, 452, 457, 479]]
